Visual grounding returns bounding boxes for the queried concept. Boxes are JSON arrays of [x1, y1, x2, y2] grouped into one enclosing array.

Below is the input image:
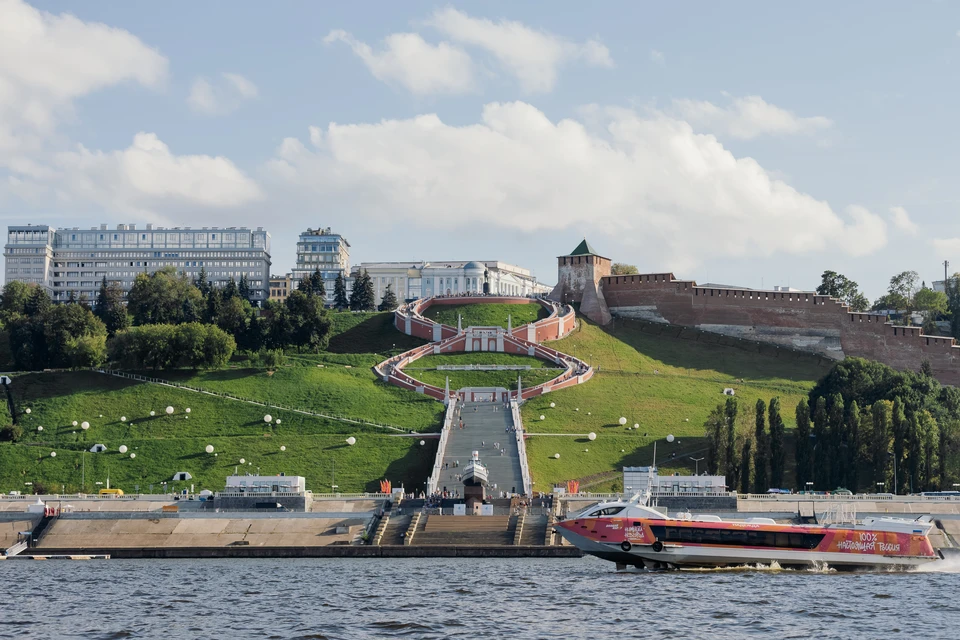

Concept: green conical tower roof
[[568, 239, 599, 256]]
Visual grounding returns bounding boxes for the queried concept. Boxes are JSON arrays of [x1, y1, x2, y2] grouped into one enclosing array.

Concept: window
[[648, 526, 824, 549], [588, 506, 625, 517]]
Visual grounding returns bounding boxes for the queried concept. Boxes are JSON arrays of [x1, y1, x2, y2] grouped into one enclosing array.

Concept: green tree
[[310, 268, 326, 299], [704, 403, 725, 476], [194, 267, 211, 297], [846, 401, 862, 493], [816, 270, 869, 311], [333, 273, 349, 310], [828, 393, 845, 489], [886, 270, 920, 324], [238, 274, 251, 300], [1, 281, 33, 316], [94, 277, 130, 336], [222, 277, 239, 300], [610, 263, 639, 275], [768, 397, 786, 488], [740, 437, 753, 495], [350, 270, 375, 311], [379, 284, 399, 311], [944, 274, 960, 340], [284, 290, 333, 351], [753, 399, 768, 493], [127, 267, 203, 325], [216, 295, 250, 338], [872, 401, 892, 490], [811, 396, 828, 489], [24, 286, 51, 317], [724, 397, 739, 491], [914, 287, 947, 334], [891, 398, 908, 493], [795, 399, 812, 489]]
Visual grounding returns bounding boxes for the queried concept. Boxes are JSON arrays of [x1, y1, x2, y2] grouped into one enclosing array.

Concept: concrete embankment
[[28, 545, 581, 559]]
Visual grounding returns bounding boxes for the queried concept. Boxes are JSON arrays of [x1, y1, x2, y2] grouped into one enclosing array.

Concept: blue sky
[[3, 1, 960, 298]]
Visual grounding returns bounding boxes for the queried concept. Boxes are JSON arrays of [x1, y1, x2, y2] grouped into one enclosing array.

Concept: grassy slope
[[406, 352, 563, 390], [0, 311, 440, 494], [425, 303, 547, 329], [523, 317, 830, 488]]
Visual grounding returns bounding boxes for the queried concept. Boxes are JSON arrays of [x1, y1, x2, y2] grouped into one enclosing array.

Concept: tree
[[0, 424, 23, 443], [333, 273, 349, 310], [127, 267, 203, 325], [846, 401, 862, 493], [310, 268, 326, 299], [0, 281, 33, 316], [24, 287, 51, 317], [885, 270, 920, 323], [194, 267, 211, 297], [944, 275, 960, 340], [109, 323, 235, 370], [816, 270, 869, 311], [94, 277, 129, 336], [222, 277, 239, 300], [753, 399, 769, 493], [795, 399, 812, 489], [769, 397, 786, 488], [379, 284, 398, 311], [872, 401, 892, 490], [740, 438, 753, 494], [811, 396, 828, 489], [238, 274, 251, 301], [724, 397, 739, 491], [297, 274, 314, 296], [350, 270, 375, 311], [216, 296, 250, 338], [914, 287, 947, 333], [891, 398, 908, 493], [828, 393, 845, 489], [704, 403, 725, 476], [284, 290, 333, 351], [611, 263, 639, 276]]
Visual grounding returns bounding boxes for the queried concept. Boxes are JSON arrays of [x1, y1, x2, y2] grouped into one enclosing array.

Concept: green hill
[[0, 311, 438, 494], [522, 317, 830, 490], [424, 302, 547, 329]]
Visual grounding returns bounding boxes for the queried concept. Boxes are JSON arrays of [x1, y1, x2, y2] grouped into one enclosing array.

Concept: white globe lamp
[[550, 402, 556, 408], [264, 414, 272, 423], [540, 415, 545, 421], [618, 417, 627, 425], [25, 408, 31, 414], [165, 406, 174, 415], [120, 416, 126, 422], [37, 426, 43, 432], [275, 419, 281, 425], [50, 451, 56, 457], [666, 434, 675, 443], [346, 437, 356, 446], [419, 440, 425, 446], [554, 453, 560, 459], [150, 411, 156, 416], [129, 453, 136, 459], [185, 408, 191, 414], [587, 432, 597, 441], [280, 446, 286, 452], [72, 421, 78, 427], [118, 445, 128, 454], [81, 421, 90, 430], [205, 445, 214, 454], [239, 458, 245, 464]]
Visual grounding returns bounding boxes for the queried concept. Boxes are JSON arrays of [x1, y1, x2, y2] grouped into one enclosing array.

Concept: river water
[[3, 556, 960, 639]]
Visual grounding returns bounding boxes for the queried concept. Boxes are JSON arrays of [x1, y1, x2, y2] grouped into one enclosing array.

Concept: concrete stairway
[[412, 515, 517, 546], [519, 514, 548, 546], [378, 515, 411, 546], [438, 402, 524, 496]]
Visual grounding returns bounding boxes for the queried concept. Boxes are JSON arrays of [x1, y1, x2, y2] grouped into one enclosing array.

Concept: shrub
[[0, 424, 23, 442]]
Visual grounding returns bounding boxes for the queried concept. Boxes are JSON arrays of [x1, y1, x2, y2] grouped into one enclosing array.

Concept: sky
[[3, 0, 960, 299]]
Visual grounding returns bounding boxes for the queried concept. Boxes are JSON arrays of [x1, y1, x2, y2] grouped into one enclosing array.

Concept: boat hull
[[555, 518, 938, 571]]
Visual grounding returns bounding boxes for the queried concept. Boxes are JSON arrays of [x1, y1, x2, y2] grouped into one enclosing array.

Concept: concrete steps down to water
[[438, 402, 523, 497], [412, 515, 517, 546]]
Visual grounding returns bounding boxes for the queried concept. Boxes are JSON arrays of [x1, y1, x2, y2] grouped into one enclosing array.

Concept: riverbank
[[23, 545, 581, 559]]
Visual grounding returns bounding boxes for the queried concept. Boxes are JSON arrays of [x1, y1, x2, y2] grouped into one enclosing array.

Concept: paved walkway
[[436, 401, 524, 496]]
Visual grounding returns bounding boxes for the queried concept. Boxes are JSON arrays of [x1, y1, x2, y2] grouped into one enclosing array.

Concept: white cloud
[[263, 102, 887, 270], [323, 29, 476, 95], [0, 0, 167, 160], [889, 206, 918, 235], [187, 72, 259, 115], [932, 238, 960, 255], [48, 132, 262, 212], [672, 95, 833, 140], [425, 8, 613, 93]]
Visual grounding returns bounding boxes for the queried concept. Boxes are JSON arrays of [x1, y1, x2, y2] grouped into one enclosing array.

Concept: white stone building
[[623, 466, 727, 495], [355, 260, 552, 307], [292, 227, 350, 305]]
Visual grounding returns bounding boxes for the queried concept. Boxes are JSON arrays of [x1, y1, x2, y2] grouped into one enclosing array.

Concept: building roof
[[568, 239, 599, 256], [463, 261, 484, 270]]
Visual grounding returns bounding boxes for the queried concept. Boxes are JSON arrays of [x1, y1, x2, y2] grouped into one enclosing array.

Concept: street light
[[24, 482, 32, 495], [887, 450, 898, 495], [805, 481, 813, 494], [689, 456, 705, 476]]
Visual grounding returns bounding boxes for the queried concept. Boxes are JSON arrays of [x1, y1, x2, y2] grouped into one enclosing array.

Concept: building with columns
[[355, 260, 552, 307]]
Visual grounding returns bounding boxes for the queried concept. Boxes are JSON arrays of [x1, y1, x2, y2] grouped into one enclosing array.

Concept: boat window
[[588, 506, 625, 517], [649, 526, 824, 549]]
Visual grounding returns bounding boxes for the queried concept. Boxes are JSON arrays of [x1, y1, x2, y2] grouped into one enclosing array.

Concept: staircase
[[519, 514, 548, 546], [412, 515, 517, 546], [439, 402, 524, 496], [378, 515, 411, 545]]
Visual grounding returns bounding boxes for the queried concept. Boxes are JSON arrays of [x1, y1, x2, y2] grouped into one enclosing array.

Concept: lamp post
[[689, 456, 705, 476], [805, 481, 813, 494], [887, 450, 898, 495], [24, 482, 32, 495]]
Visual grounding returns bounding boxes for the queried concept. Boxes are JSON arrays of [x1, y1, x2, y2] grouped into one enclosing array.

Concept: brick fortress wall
[[597, 273, 960, 386]]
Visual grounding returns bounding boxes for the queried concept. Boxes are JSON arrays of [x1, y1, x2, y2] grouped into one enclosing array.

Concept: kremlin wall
[[549, 241, 960, 386]]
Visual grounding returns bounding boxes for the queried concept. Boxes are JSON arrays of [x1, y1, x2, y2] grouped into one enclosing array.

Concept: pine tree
[[753, 398, 768, 493], [795, 398, 812, 490], [740, 438, 752, 495], [828, 393, 845, 489], [378, 284, 398, 311], [195, 267, 211, 297], [724, 397, 739, 492], [768, 397, 786, 488], [891, 398, 907, 493], [223, 277, 239, 300], [238, 274, 251, 300], [359, 270, 376, 311], [846, 401, 862, 492], [872, 401, 892, 490], [310, 268, 326, 299], [812, 396, 828, 489], [333, 273, 348, 310], [24, 286, 51, 317], [704, 403, 725, 476], [349, 273, 365, 311]]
